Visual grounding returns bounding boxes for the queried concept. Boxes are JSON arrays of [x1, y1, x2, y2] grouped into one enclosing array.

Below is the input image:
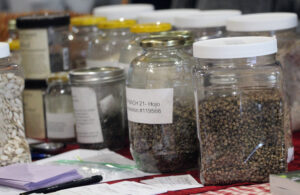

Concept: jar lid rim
[[17, 14, 70, 29], [175, 10, 241, 28], [69, 67, 124, 84], [193, 36, 277, 59], [226, 12, 298, 32], [140, 36, 186, 48]]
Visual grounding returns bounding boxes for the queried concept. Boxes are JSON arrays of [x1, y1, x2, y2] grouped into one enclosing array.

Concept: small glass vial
[[45, 72, 75, 142], [69, 16, 106, 69], [118, 23, 171, 74], [174, 10, 241, 41], [127, 37, 198, 173], [69, 67, 127, 150], [86, 19, 136, 68]]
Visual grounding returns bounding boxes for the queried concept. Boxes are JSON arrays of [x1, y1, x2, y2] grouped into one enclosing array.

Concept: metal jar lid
[[69, 67, 125, 84], [150, 30, 194, 46], [140, 36, 185, 48], [17, 13, 70, 29]]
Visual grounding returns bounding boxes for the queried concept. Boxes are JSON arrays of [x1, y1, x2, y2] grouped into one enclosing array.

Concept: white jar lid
[[138, 9, 201, 25], [0, 42, 10, 58], [93, 4, 154, 20], [226, 12, 298, 32], [175, 9, 241, 28], [193, 36, 277, 59]]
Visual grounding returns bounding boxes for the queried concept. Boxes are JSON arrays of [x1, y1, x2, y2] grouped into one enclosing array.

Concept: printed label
[[23, 90, 46, 139], [46, 112, 75, 139], [71, 87, 103, 143], [126, 87, 173, 124], [19, 29, 50, 79]]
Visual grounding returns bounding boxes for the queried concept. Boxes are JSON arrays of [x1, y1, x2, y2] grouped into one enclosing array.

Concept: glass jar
[[0, 42, 31, 166], [193, 37, 288, 185], [7, 19, 21, 65], [127, 37, 199, 173], [45, 72, 75, 142], [226, 13, 297, 160], [118, 23, 171, 74], [70, 67, 126, 150], [151, 30, 194, 55], [174, 10, 241, 41], [23, 79, 48, 139], [69, 16, 106, 69], [86, 19, 136, 68], [17, 14, 70, 80]]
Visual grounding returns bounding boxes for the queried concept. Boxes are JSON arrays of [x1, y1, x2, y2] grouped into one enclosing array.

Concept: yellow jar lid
[[98, 19, 136, 29], [47, 72, 69, 83], [8, 40, 20, 51], [71, 16, 107, 26], [130, 23, 171, 33]]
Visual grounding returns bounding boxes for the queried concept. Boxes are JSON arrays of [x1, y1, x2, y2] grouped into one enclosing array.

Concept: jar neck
[[198, 54, 277, 68], [101, 28, 130, 36], [72, 25, 97, 34], [143, 45, 185, 52], [228, 28, 297, 39]]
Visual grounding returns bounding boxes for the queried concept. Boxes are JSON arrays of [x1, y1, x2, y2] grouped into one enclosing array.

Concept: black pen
[[20, 175, 103, 195]]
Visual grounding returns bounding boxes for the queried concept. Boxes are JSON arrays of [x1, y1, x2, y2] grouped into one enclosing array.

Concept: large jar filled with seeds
[[69, 16, 106, 69], [69, 67, 127, 150], [193, 37, 288, 185], [227, 13, 298, 139], [174, 10, 241, 42], [127, 37, 198, 173], [0, 42, 31, 166]]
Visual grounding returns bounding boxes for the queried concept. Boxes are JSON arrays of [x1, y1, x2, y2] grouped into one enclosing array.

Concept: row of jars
[[1, 10, 298, 184]]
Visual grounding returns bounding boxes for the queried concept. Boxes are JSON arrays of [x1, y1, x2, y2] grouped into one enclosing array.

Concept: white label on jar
[[23, 89, 46, 139], [126, 87, 173, 124], [19, 29, 50, 79], [287, 147, 294, 163], [46, 112, 75, 139], [71, 87, 103, 143]]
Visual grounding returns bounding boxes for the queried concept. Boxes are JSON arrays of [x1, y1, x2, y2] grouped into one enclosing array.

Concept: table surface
[[111, 131, 300, 195]]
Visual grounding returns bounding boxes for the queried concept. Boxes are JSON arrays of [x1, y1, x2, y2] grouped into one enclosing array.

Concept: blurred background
[[0, 0, 299, 15]]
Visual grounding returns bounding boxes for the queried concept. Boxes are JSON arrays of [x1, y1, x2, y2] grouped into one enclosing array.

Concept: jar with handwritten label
[[127, 37, 198, 173]]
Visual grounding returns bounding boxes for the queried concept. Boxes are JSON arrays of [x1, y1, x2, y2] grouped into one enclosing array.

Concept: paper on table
[[0, 164, 82, 191], [141, 175, 203, 191]]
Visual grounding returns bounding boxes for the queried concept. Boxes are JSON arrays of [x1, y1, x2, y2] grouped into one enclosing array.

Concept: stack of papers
[[0, 164, 81, 191], [47, 174, 203, 195]]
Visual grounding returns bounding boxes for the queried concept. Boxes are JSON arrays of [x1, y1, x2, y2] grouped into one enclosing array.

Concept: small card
[[141, 175, 203, 191]]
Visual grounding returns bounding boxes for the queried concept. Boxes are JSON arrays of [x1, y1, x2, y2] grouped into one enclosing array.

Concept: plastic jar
[[118, 23, 171, 74], [0, 42, 31, 166], [127, 37, 199, 173], [7, 19, 21, 65], [69, 16, 106, 69], [17, 14, 70, 79], [227, 13, 298, 134], [175, 10, 241, 41], [70, 67, 126, 150], [138, 9, 201, 25], [93, 4, 154, 20], [193, 37, 288, 185], [86, 19, 136, 68], [45, 72, 75, 142]]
